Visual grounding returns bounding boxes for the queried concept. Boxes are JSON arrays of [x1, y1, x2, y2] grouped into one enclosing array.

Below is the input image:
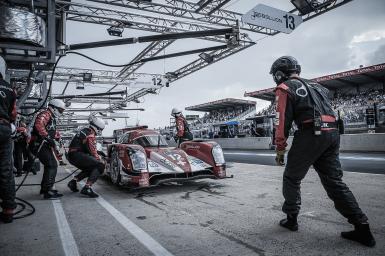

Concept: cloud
[[350, 30, 385, 45], [369, 43, 385, 65]]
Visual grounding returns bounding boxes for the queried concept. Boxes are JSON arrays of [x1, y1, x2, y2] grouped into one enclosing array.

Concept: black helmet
[[270, 56, 301, 85]]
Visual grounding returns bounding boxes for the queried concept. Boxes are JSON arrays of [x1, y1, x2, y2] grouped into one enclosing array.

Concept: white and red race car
[[105, 126, 227, 187]]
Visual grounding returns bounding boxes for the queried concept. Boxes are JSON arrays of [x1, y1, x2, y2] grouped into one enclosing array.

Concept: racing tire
[[110, 149, 122, 186]]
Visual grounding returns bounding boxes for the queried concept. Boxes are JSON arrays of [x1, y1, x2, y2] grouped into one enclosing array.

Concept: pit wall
[[212, 133, 385, 152]]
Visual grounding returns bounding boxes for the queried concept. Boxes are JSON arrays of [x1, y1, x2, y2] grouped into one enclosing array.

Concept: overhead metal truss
[[88, 0, 352, 35], [195, 0, 232, 15], [118, 40, 175, 80], [56, 1, 233, 43], [52, 66, 164, 86], [169, 39, 255, 82], [88, 0, 278, 35]]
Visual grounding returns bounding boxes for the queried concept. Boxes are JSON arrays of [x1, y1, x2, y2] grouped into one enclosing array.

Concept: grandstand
[[245, 63, 385, 134], [185, 98, 256, 138]]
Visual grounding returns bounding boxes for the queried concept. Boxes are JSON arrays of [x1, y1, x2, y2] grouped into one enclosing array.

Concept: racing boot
[[80, 186, 99, 198], [279, 214, 298, 231], [40, 189, 59, 194], [0, 209, 14, 224], [67, 179, 79, 192], [341, 223, 376, 247], [43, 190, 63, 200], [40, 188, 56, 194]]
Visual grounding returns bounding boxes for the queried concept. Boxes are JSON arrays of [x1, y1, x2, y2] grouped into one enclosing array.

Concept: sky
[[54, 0, 385, 135]]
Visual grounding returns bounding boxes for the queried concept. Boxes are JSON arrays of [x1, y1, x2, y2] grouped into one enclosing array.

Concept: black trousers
[[283, 129, 368, 225], [36, 144, 58, 192], [0, 124, 16, 210], [68, 151, 104, 184]]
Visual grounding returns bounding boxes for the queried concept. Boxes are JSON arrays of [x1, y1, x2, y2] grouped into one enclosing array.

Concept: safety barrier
[[166, 134, 385, 152], [211, 134, 385, 152]]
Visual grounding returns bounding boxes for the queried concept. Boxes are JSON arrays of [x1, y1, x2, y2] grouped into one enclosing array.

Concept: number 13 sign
[[242, 4, 303, 34]]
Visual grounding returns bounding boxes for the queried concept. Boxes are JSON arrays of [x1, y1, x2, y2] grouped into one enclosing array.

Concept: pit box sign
[[242, 4, 303, 34], [130, 76, 168, 89]]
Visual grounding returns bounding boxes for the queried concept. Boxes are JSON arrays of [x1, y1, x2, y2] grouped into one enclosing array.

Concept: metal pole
[[59, 9, 67, 56], [65, 108, 145, 112], [69, 28, 234, 50], [53, 89, 126, 99], [141, 45, 227, 63]]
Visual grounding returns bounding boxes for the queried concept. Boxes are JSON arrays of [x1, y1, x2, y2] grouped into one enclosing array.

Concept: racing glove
[[275, 150, 285, 166]]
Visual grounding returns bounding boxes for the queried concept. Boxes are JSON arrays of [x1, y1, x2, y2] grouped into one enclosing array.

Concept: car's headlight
[[129, 149, 147, 171], [212, 144, 225, 166]]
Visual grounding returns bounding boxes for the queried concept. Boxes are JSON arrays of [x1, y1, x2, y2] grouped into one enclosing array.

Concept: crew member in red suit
[[30, 99, 65, 199], [271, 56, 375, 247], [67, 116, 105, 198], [0, 56, 17, 223], [171, 108, 193, 146]]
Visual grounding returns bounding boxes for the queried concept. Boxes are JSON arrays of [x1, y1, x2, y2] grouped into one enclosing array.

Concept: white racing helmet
[[48, 99, 66, 117], [90, 116, 105, 132], [171, 107, 182, 117], [0, 56, 6, 79]]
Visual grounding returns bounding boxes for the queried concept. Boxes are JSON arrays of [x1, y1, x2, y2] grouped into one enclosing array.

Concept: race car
[[105, 126, 227, 187]]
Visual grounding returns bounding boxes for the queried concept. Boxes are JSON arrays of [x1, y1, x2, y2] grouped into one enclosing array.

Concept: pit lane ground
[[1, 163, 384, 256]]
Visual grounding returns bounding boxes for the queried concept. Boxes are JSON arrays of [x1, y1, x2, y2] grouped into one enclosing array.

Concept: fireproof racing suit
[[275, 77, 368, 225], [30, 109, 60, 193], [175, 115, 193, 145], [67, 127, 105, 184], [0, 79, 17, 211]]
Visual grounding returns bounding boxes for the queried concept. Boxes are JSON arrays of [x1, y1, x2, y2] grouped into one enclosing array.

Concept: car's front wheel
[[110, 149, 122, 186]]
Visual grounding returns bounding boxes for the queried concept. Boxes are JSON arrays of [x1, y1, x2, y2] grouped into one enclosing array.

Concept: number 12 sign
[[242, 4, 303, 34]]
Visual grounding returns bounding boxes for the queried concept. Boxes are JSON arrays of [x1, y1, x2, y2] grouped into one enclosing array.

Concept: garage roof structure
[[185, 98, 255, 112]]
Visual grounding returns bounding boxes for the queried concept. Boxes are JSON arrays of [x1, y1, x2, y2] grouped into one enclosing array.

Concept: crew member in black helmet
[[271, 56, 375, 247]]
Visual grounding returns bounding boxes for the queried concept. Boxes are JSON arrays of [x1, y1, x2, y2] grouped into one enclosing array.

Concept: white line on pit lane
[[52, 200, 80, 256], [224, 152, 385, 161], [64, 168, 174, 256], [96, 197, 174, 256]]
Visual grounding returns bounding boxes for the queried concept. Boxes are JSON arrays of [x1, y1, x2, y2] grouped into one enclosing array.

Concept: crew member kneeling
[[67, 117, 105, 198], [271, 56, 375, 247]]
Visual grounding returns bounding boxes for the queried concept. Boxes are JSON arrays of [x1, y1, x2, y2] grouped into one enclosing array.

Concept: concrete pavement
[[1, 163, 384, 256]]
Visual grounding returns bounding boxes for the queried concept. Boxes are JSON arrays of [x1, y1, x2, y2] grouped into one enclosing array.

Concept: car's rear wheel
[[110, 149, 122, 186]]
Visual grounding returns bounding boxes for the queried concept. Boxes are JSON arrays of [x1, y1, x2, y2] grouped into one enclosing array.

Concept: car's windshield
[[134, 135, 168, 147]]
